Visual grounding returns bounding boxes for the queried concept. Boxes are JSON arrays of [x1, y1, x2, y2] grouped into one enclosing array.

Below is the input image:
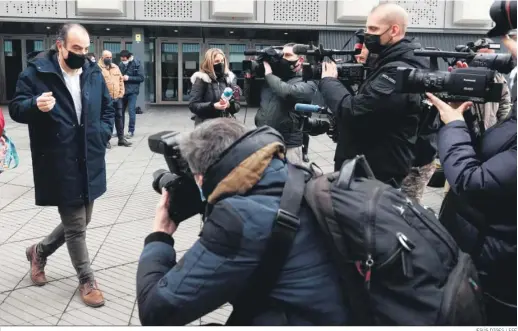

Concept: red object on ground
[[0, 108, 5, 136]]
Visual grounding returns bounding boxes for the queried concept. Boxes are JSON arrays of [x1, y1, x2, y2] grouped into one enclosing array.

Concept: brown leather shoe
[[25, 244, 47, 286], [79, 280, 105, 307]]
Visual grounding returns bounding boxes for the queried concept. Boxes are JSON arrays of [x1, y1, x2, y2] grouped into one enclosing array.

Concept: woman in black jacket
[[427, 43, 517, 325], [189, 48, 240, 126]]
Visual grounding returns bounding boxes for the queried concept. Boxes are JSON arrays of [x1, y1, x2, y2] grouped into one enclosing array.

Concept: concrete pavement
[[0, 107, 445, 326]]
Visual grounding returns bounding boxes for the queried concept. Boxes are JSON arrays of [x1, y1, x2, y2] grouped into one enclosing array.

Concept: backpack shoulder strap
[[226, 163, 306, 325]]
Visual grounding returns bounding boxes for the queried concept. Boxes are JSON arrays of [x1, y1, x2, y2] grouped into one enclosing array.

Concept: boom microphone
[[293, 44, 311, 54], [294, 103, 326, 113], [244, 49, 259, 56]]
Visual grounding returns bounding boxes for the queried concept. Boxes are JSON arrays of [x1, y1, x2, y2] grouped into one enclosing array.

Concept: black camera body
[[396, 66, 502, 103], [294, 103, 338, 142], [242, 46, 284, 79], [394, 48, 513, 103], [302, 62, 366, 85], [148, 131, 203, 225]]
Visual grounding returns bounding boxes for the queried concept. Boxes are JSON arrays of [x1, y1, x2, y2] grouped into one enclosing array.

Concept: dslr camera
[[148, 131, 204, 224], [242, 46, 284, 78], [395, 46, 515, 103], [294, 103, 338, 142]]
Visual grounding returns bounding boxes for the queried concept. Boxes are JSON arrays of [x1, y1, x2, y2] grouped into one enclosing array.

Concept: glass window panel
[[126, 42, 133, 53], [103, 41, 122, 63], [182, 43, 200, 101], [161, 43, 179, 101], [209, 44, 226, 52]]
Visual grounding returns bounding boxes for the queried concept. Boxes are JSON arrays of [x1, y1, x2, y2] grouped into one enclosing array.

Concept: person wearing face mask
[[8, 23, 115, 308], [98, 50, 131, 148], [431, 1, 517, 324], [87, 53, 96, 63], [188, 48, 241, 126], [319, 3, 429, 187], [136, 118, 348, 326], [254, 43, 317, 166], [119, 49, 144, 138]]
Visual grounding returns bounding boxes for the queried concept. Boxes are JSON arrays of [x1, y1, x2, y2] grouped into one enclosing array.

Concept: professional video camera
[[395, 47, 515, 103], [294, 29, 367, 87], [242, 46, 284, 78], [294, 103, 338, 142], [148, 131, 204, 224]]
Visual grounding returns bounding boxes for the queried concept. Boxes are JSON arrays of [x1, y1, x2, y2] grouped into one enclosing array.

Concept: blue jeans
[[123, 93, 138, 134]]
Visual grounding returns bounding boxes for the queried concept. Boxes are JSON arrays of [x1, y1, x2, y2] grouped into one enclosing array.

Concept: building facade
[[0, 0, 499, 106]]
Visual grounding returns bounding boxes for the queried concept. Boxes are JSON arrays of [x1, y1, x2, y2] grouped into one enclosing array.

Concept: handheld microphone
[[294, 103, 326, 113]]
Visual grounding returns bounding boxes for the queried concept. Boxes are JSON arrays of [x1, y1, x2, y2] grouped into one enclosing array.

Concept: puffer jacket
[[438, 104, 517, 316], [188, 71, 241, 125], [98, 59, 124, 100], [136, 127, 348, 326], [470, 72, 511, 132]]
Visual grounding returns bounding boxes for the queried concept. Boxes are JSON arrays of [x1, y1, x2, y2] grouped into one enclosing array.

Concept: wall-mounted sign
[[135, 34, 142, 42]]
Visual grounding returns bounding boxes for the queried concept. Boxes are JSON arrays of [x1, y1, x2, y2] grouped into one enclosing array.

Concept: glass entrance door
[[0, 36, 46, 103], [98, 38, 132, 64]]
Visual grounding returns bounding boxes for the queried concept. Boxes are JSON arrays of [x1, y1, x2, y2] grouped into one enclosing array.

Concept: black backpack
[[303, 155, 486, 325], [225, 157, 486, 326]]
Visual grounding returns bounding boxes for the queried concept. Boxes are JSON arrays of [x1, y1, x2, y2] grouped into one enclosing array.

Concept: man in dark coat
[[319, 3, 429, 186], [8, 23, 114, 308], [119, 50, 144, 137]]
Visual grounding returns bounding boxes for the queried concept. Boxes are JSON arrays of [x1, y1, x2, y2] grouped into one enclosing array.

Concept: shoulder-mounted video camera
[[293, 31, 367, 86], [242, 46, 284, 79], [395, 46, 515, 103]]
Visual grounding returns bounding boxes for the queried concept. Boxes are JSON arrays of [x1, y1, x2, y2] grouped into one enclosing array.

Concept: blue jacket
[[8, 50, 114, 206], [137, 157, 348, 326], [438, 105, 516, 304], [119, 56, 144, 95]]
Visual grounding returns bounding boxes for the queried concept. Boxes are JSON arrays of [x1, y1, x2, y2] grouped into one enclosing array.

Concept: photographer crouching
[[319, 3, 429, 187], [136, 118, 347, 326], [254, 44, 317, 166]]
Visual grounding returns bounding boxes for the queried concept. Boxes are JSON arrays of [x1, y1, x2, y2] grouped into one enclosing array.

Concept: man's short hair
[[370, 3, 409, 34], [120, 50, 132, 58], [179, 118, 249, 175], [56, 23, 88, 44]]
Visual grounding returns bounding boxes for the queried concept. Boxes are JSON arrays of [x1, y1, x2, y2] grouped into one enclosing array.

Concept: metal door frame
[[156, 38, 203, 104], [0, 34, 47, 103]]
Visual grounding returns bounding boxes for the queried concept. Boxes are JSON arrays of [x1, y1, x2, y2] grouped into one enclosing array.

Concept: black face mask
[[276, 58, 298, 78], [364, 27, 392, 55], [63, 49, 85, 69], [213, 63, 224, 77], [103, 58, 112, 66]]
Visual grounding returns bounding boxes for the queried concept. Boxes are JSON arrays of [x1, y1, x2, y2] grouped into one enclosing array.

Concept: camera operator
[[463, 38, 512, 134], [319, 3, 429, 186], [255, 43, 317, 165], [429, 7, 517, 323], [136, 118, 347, 326]]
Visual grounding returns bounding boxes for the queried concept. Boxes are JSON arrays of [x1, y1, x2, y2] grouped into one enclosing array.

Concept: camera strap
[[225, 163, 306, 325]]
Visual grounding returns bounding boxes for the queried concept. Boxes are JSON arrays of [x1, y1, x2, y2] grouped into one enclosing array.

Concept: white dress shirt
[[60, 67, 83, 124]]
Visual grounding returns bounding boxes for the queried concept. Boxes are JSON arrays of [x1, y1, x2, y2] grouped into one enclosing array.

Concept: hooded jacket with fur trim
[[188, 71, 241, 125]]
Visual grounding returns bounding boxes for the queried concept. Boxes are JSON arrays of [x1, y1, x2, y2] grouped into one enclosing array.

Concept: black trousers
[[113, 99, 124, 139]]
